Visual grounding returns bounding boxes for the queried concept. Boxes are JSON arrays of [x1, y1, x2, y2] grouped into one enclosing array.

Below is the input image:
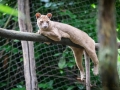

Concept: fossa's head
[[35, 13, 52, 30]]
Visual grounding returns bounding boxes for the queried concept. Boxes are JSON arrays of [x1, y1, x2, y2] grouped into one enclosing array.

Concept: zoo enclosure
[[0, 0, 120, 90]]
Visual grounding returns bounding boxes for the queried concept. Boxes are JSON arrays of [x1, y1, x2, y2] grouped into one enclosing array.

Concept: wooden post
[[84, 51, 90, 90], [18, 0, 39, 90], [98, 0, 120, 90]]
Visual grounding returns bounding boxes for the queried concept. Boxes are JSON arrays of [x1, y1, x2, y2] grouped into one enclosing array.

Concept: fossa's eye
[[46, 21, 49, 23], [40, 21, 43, 24]]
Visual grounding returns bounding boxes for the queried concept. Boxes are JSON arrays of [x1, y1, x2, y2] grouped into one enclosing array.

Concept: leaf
[[58, 57, 66, 69], [53, 53, 61, 57], [20, 58, 23, 61], [45, 2, 52, 8], [11, 87, 25, 90], [91, 4, 96, 9], [35, 52, 40, 59], [38, 83, 48, 89], [0, 4, 25, 19], [48, 80, 54, 89], [12, 17, 18, 21], [3, 45, 12, 52], [67, 86, 75, 90], [17, 85, 23, 88], [0, 4, 18, 17], [67, 62, 75, 68], [118, 50, 120, 61], [13, 39, 19, 42], [60, 10, 77, 19], [75, 82, 85, 89], [38, 80, 54, 89], [13, 48, 19, 54], [0, 82, 6, 87], [60, 70, 64, 74], [41, 0, 49, 3]]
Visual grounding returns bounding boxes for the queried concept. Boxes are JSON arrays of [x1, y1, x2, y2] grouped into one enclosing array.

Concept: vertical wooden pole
[[98, 0, 120, 90], [84, 51, 90, 90], [18, 0, 39, 90]]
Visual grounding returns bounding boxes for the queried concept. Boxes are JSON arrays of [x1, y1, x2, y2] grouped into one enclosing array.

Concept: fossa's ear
[[47, 13, 52, 19], [35, 13, 41, 19]]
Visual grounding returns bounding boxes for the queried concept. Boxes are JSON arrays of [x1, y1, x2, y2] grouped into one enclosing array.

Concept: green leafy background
[[0, 0, 120, 90]]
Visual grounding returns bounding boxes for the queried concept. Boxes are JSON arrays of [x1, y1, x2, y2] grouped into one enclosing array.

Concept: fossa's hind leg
[[84, 42, 99, 75], [70, 46, 85, 80]]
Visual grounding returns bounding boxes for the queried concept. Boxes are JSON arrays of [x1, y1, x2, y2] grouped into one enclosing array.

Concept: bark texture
[[98, 0, 120, 90], [1, 28, 120, 49], [18, 0, 39, 90], [84, 52, 91, 90]]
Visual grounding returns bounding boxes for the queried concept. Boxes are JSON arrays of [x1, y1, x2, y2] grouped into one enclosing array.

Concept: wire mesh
[[0, 0, 120, 90]]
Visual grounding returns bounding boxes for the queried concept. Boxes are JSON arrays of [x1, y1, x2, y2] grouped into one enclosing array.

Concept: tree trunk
[[98, 0, 120, 90], [18, 0, 39, 90]]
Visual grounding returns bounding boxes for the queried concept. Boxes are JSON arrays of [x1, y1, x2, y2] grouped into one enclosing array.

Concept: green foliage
[[117, 24, 120, 40], [91, 4, 96, 9], [0, 4, 18, 17], [75, 82, 85, 89], [0, 0, 120, 90], [38, 80, 54, 90], [0, 82, 7, 87], [11, 86, 25, 90], [53, 47, 75, 71], [58, 57, 66, 69], [56, 47, 75, 70], [67, 86, 75, 90], [117, 41, 120, 77], [11, 82, 25, 90]]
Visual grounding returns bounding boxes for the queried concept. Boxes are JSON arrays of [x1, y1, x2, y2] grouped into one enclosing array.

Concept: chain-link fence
[[0, 0, 120, 90]]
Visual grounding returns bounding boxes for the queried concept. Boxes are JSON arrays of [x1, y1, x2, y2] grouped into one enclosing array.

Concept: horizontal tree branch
[[0, 28, 120, 49]]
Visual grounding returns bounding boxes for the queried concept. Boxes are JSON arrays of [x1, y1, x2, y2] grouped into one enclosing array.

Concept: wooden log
[[0, 28, 120, 49], [18, 0, 39, 90]]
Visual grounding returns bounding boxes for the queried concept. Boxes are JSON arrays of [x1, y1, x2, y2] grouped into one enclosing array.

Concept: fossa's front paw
[[44, 42, 50, 45], [36, 30, 41, 34]]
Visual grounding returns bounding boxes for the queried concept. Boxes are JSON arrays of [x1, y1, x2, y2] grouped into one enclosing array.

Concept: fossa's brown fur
[[35, 13, 99, 80]]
